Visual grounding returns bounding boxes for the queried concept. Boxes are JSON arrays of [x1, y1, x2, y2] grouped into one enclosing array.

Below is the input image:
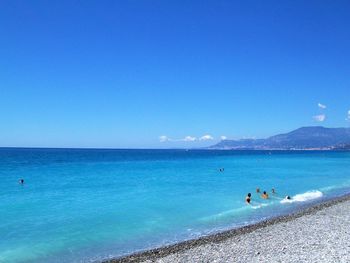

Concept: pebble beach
[[108, 194, 350, 263]]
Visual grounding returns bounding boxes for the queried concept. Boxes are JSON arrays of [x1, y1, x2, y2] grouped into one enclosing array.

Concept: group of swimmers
[[245, 188, 291, 204], [245, 188, 271, 204]]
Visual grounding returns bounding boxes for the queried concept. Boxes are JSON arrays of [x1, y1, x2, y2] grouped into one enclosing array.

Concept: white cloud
[[159, 135, 169, 142], [318, 103, 326, 109], [183, 136, 196, 142], [313, 114, 326, 122], [159, 135, 197, 142], [199, 134, 214, 141], [160, 135, 214, 142], [220, 136, 227, 140], [346, 110, 350, 121]]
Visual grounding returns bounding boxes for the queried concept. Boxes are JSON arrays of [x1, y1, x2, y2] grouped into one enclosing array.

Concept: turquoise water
[[1, 149, 350, 262]]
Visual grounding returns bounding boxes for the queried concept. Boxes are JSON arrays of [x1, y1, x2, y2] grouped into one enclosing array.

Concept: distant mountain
[[210, 126, 350, 150]]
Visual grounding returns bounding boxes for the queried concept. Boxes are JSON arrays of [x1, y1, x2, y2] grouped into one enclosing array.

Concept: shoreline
[[104, 193, 350, 262]]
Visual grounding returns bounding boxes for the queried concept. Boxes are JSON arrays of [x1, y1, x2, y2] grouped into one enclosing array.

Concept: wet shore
[[105, 194, 350, 262]]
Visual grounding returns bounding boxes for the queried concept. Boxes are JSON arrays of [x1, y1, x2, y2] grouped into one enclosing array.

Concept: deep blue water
[[1, 148, 350, 262]]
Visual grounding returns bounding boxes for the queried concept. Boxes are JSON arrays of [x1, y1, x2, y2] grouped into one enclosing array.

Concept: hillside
[[210, 126, 350, 150]]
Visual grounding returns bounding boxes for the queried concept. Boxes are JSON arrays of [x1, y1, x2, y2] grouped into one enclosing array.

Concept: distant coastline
[[208, 126, 350, 150], [205, 146, 350, 151], [1, 146, 350, 151], [206, 147, 350, 151]]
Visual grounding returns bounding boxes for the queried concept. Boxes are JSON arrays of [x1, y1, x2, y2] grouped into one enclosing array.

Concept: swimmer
[[18, 179, 24, 185], [271, 188, 275, 194], [261, 191, 269, 199], [256, 188, 260, 193], [285, 195, 291, 200], [245, 193, 252, 204]]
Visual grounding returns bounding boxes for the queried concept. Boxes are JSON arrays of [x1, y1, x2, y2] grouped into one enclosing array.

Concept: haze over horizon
[[1, 1, 350, 148]]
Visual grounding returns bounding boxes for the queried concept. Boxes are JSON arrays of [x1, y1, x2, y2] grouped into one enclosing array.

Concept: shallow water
[[1, 149, 350, 262]]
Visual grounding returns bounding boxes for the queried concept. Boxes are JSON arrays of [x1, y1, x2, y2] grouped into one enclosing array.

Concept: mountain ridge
[[209, 126, 350, 150]]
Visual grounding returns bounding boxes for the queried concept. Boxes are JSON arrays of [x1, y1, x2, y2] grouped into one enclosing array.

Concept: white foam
[[251, 203, 268, 209], [280, 190, 323, 204]]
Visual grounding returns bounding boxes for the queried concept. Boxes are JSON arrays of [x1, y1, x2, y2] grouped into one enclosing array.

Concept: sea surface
[[1, 148, 350, 263]]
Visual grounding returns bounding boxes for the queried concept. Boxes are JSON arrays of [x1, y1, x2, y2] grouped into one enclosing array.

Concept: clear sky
[[1, 0, 350, 148]]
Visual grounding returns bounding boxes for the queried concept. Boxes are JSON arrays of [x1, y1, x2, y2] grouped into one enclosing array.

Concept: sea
[[1, 148, 350, 262]]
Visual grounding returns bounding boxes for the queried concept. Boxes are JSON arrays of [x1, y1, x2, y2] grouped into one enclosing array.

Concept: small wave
[[251, 203, 268, 209], [280, 190, 323, 204], [200, 202, 270, 222], [320, 180, 350, 192], [320, 185, 339, 192], [199, 207, 249, 222]]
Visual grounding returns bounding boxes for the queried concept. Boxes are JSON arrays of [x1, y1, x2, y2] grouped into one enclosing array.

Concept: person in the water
[[256, 188, 260, 193], [261, 191, 269, 199], [19, 179, 24, 184], [285, 195, 291, 200], [245, 193, 252, 204], [271, 188, 276, 194]]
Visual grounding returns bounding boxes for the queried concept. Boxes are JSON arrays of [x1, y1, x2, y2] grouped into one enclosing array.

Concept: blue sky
[[1, 0, 350, 148]]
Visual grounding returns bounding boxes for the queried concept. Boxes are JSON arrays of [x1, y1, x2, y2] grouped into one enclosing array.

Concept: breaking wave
[[280, 190, 323, 204]]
